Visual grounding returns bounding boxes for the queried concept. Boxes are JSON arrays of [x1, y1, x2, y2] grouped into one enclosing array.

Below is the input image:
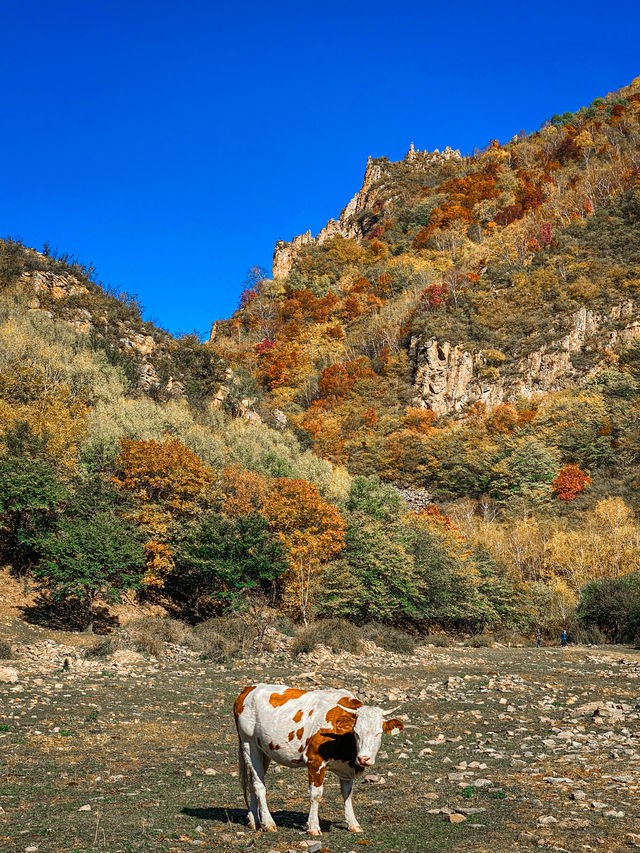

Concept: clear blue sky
[[2, 1, 638, 336]]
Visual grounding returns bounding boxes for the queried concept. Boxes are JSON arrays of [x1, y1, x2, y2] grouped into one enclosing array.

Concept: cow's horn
[[382, 705, 401, 716]]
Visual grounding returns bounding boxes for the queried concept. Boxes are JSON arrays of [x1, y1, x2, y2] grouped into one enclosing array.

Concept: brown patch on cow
[[268, 687, 306, 707], [233, 685, 256, 720], [338, 696, 363, 711], [324, 705, 356, 735], [292, 709, 303, 723], [303, 703, 360, 785], [296, 727, 304, 739], [308, 709, 313, 716], [298, 744, 304, 752], [268, 741, 280, 751], [382, 718, 404, 734], [287, 731, 295, 742]]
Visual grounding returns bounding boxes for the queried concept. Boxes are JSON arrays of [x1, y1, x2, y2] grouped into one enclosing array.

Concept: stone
[[78, 804, 91, 811], [445, 813, 466, 823], [0, 666, 18, 683], [363, 774, 384, 784], [204, 768, 217, 776]]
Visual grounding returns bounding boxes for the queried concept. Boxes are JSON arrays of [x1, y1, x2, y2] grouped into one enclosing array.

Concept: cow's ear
[[382, 718, 404, 734]]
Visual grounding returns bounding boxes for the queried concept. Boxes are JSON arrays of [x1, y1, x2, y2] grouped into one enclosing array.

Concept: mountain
[[214, 77, 640, 495], [3, 78, 640, 639]]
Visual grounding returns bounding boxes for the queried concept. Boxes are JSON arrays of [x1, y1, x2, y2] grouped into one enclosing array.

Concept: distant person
[[561, 628, 568, 647], [535, 629, 541, 648]]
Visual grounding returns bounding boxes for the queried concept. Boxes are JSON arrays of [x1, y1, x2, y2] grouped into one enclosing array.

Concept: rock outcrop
[[273, 146, 462, 278], [410, 301, 640, 415]]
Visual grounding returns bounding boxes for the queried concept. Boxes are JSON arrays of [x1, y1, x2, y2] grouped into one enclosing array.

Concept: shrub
[[577, 573, 640, 643], [467, 633, 492, 648], [111, 616, 197, 658], [361, 622, 416, 654], [426, 634, 451, 647], [291, 618, 362, 656], [0, 639, 13, 658], [195, 615, 262, 662]]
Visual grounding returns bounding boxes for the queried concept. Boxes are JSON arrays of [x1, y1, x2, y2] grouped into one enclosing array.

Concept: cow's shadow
[[181, 806, 332, 832]]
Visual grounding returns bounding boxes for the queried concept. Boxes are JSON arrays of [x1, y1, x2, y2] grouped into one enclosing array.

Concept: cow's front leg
[[246, 743, 276, 831], [340, 778, 362, 832], [307, 766, 326, 836]]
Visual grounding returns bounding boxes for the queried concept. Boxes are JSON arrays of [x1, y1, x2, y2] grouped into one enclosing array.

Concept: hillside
[[215, 77, 640, 498], [3, 78, 640, 640]]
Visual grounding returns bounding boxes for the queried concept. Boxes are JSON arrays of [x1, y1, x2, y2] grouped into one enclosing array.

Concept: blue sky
[[2, 1, 638, 336]]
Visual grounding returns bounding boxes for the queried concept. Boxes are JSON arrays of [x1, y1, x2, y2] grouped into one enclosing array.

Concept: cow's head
[[352, 707, 404, 768]]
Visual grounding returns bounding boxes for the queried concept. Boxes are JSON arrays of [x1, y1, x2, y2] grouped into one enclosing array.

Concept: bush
[[194, 615, 263, 662], [0, 639, 13, 658], [426, 634, 451, 647], [467, 633, 492, 648], [109, 616, 197, 658], [577, 573, 640, 643], [291, 619, 362, 656], [572, 623, 607, 645], [361, 622, 416, 654]]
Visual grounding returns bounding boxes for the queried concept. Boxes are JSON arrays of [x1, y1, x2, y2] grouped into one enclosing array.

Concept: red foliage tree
[[551, 464, 592, 502]]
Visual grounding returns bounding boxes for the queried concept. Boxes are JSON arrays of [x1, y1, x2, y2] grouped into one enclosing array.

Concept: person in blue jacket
[[561, 628, 568, 647]]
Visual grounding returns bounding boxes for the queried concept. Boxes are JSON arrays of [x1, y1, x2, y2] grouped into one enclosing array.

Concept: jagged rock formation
[[410, 301, 640, 415], [273, 146, 462, 278]]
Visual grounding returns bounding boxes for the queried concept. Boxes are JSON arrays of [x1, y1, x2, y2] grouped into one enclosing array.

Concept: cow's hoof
[[348, 825, 363, 833], [262, 824, 277, 833], [308, 829, 322, 836]]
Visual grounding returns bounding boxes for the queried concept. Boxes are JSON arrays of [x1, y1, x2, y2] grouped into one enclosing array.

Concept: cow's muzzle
[[356, 755, 372, 767]]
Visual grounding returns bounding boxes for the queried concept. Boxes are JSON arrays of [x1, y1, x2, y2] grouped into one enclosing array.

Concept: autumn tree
[[113, 438, 215, 586], [262, 478, 345, 623], [551, 463, 592, 501], [221, 464, 269, 517]]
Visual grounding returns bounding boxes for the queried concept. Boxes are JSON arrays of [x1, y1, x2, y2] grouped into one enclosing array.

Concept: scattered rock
[[445, 813, 466, 823], [0, 666, 18, 683]]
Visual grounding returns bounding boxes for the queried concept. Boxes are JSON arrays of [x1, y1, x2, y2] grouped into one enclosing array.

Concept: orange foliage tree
[[221, 464, 269, 517], [113, 438, 215, 586], [262, 478, 345, 623]]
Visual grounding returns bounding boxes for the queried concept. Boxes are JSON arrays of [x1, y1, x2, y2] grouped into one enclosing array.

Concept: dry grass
[[291, 618, 362, 656]]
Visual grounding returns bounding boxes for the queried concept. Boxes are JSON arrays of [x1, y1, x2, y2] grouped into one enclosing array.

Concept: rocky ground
[[1, 627, 640, 853]]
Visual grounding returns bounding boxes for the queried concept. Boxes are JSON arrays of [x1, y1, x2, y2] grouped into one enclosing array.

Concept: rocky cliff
[[273, 145, 462, 278], [410, 301, 640, 415]]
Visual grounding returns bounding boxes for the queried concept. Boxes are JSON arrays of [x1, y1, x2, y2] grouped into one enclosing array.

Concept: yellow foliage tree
[[262, 477, 345, 623], [113, 438, 215, 586]]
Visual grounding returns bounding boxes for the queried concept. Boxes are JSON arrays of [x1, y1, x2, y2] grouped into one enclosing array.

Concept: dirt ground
[[2, 615, 640, 853]]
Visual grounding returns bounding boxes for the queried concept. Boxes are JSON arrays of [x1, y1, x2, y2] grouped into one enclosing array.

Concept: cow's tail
[[237, 735, 250, 809]]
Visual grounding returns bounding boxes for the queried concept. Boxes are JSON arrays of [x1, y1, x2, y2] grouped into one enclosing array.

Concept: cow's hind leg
[[307, 766, 326, 836], [245, 742, 276, 831], [340, 778, 362, 832]]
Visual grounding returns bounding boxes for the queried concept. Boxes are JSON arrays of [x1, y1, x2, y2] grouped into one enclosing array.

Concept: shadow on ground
[[20, 593, 118, 634], [181, 806, 330, 832]]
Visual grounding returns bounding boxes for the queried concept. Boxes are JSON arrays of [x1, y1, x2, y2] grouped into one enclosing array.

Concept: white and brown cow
[[233, 683, 403, 836]]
